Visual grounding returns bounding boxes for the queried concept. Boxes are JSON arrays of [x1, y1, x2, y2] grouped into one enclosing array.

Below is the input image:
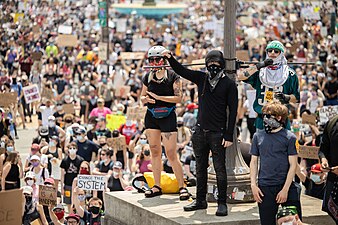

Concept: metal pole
[[208, 0, 254, 204], [106, 0, 110, 74]]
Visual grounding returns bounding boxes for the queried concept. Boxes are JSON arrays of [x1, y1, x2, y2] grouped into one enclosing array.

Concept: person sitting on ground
[[107, 161, 129, 191], [276, 206, 306, 225]]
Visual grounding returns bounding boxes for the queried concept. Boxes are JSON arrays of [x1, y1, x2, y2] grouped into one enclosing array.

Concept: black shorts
[[145, 110, 177, 132]]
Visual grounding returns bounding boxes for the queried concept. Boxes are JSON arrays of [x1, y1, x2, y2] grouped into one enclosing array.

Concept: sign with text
[[63, 104, 75, 114], [132, 38, 150, 52], [39, 185, 57, 206], [107, 136, 126, 150], [56, 34, 78, 47], [126, 106, 147, 121], [236, 50, 250, 61], [319, 106, 338, 123], [23, 84, 41, 104], [77, 175, 106, 191], [298, 145, 319, 160], [0, 189, 23, 225], [106, 114, 126, 131], [0, 92, 17, 107], [58, 25, 72, 34], [98, 42, 108, 61], [301, 113, 316, 125]]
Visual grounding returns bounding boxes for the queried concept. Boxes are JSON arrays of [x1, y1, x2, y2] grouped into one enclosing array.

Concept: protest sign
[[116, 18, 127, 33], [39, 185, 57, 206], [32, 52, 43, 61], [56, 34, 78, 47], [77, 175, 106, 191], [0, 92, 17, 107], [120, 52, 145, 60], [126, 106, 147, 121], [236, 50, 250, 61], [14, 13, 24, 23], [106, 114, 126, 131], [239, 16, 253, 26], [292, 19, 304, 33], [63, 104, 75, 114], [301, 113, 316, 125], [132, 38, 150, 52], [0, 189, 23, 225], [58, 25, 72, 34], [319, 106, 338, 123], [23, 84, 41, 104], [107, 136, 126, 150], [182, 30, 197, 40], [115, 85, 131, 98], [289, 13, 298, 22], [320, 26, 328, 37], [298, 146, 319, 160], [98, 42, 108, 61], [41, 88, 54, 100], [301, 6, 320, 20]]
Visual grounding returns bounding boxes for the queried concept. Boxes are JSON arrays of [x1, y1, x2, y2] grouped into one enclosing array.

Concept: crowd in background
[[0, 0, 337, 224]]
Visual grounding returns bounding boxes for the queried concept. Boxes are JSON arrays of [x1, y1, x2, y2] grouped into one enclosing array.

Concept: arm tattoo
[[164, 132, 172, 140], [174, 79, 182, 97]]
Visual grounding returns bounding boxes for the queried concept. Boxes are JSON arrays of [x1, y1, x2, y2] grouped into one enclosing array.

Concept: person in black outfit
[[140, 46, 190, 200], [162, 49, 238, 216]]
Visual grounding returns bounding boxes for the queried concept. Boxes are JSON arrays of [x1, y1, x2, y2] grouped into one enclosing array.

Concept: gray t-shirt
[[250, 129, 298, 186], [79, 85, 95, 105]]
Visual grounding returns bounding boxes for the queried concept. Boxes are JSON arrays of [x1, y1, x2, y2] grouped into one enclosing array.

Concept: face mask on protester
[[0, 141, 5, 148], [25, 195, 33, 204], [49, 141, 55, 147], [207, 65, 223, 77], [310, 173, 321, 183], [263, 114, 282, 134], [84, 81, 90, 86], [27, 180, 35, 186], [6, 146, 14, 152], [88, 206, 100, 215], [69, 149, 77, 156], [77, 135, 84, 141], [32, 161, 40, 167], [77, 195, 86, 202], [54, 210, 65, 220], [48, 121, 55, 127], [80, 168, 90, 175], [113, 171, 119, 178], [139, 139, 147, 145], [57, 106, 63, 111]]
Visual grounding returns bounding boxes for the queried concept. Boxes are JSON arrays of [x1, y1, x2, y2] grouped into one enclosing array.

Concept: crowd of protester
[[0, 0, 337, 224]]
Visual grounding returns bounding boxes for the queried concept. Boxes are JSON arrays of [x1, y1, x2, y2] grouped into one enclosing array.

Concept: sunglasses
[[148, 57, 162, 63], [100, 154, 106, 156], [267, 49, 281, 54]]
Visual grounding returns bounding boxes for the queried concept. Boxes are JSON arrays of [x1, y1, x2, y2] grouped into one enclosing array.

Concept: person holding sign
[[140, 46, 189, 200], [238, 40, 300, 130]]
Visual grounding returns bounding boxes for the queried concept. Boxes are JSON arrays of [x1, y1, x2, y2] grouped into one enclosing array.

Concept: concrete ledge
[[104, 191, 334, 225]]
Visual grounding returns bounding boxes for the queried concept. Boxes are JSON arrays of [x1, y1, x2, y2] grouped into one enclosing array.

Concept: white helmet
[[147, 46, 166, 58]]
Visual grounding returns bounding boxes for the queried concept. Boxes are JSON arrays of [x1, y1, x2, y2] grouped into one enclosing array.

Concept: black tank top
[[23, 205, 40, 225], [5, 163, 19, 182], [108, 176, 124, 191], [2, 152, 8, 165], [142, 70, 179, 108]]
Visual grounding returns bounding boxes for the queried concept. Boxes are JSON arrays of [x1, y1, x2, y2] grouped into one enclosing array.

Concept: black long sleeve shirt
[[167, 56, 238, 141]]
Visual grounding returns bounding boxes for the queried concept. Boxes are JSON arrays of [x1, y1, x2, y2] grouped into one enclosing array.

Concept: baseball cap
[[25, 171, 35, 180], [113, 161, 123, 169], [44, 177, 55, 185], [30, 155, 40, 161], [75, 126, 86, 134], [22, 186, 33, 195], [53, 204, 64, 211], [311, 163, 322, 173], [39, 126, 49, 136], [48, 115, 56, 121], [186, 103, 198, 111], [65, 213, 80, 223], [31, 143, 40, 152]]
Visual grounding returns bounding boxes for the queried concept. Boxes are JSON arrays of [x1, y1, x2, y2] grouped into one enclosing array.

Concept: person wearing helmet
[[140, 46, 190, 200], [162, 49, 238, 216], [238, 40, 300, 130]]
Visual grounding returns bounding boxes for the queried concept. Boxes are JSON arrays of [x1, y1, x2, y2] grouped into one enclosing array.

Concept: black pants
[[191, 125, 227, 204], [246, 117, 256, 140], [258, 182, 302, 225]]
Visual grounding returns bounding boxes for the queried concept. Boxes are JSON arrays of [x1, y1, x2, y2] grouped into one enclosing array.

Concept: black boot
[[183, 200, 207, 211], [215, 203, 228, 216]]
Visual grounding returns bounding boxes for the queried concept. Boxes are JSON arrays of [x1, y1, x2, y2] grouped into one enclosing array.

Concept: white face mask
[[310, 173, 321, 183], [113, 171, 119, 178], [27, 180, 34, 186], [282, 218, 295, 225], [77, 135, 84, 141], [48, 121, 55, 127], [69, 149, 77, 156], [84, 81, 90, 86]]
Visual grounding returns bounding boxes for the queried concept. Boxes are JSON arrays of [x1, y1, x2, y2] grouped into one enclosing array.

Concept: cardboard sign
[[56, 34, 78, 47], [319, 106, 338, 123], [236, 50, 250, 61], [126, 106, 147, 121], [107, 136, 126, 150], [298, 145, 319, 159], [132, 38, 150, 52], [32, 52, 43, 61], [58, 25, 72, 34], [63, 104, 75, 114], [77, 175, 106, 191], [120, 52, 145, 60], [0, 92, 17, 107], [0, 189, 23, 225], [115, 85, 131, 98], [39, 185, 57, 206], [98, 42, 108, 61], [292, 19, 304, 33], [23, 84, 41, 104], [239, 16, 253, 26], [302, 113, 316, 125], [41, 88, 54, 100], [106, 114, 126, 131]]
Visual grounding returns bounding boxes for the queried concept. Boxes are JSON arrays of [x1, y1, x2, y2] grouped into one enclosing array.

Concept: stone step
[[104, 190, 334, 225]]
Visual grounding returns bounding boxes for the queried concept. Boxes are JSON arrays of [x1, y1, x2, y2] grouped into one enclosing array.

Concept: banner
[[0, 189, 23, 225], [298, 146, 319, 159], [126, 106, 147, 121], [77, 175, 106, 191], [106, 114, 126, 131], [39, 185, 57, 206], [0, 92, 17, 107], [319, 106, 338, 123], [107, 136, 126, 150], [23, 84, 41, 104]]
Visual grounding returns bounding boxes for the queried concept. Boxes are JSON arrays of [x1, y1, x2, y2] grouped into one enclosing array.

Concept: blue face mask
[[310, 173, 321, 183], [6, 146, 14, 152], [139, 139, 147, 145], [78, 195, 86, 202], [77, 135, 84, 141], [49, 141, 55, 147]]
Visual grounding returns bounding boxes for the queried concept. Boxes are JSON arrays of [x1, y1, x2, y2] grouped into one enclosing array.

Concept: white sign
[[116, 18, 127, 33], [98, 42, 108, 61], [77, 175, 106, 191], [58, 25, 72, 34], [23, 84, 41, 104], [319, 106, 338, 123], [301, 6, 320, 20], [132, 38, 150, 52]]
